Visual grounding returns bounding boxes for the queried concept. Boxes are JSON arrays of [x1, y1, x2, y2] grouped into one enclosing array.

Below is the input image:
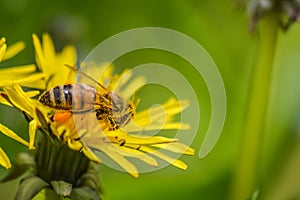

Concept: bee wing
[[65, 64, 107, 91]]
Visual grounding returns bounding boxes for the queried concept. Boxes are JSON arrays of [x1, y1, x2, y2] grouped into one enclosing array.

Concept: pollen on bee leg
[[53, 111, 72, 123]]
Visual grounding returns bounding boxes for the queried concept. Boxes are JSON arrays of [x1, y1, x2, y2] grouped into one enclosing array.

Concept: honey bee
[[38, 64, 136, 131]]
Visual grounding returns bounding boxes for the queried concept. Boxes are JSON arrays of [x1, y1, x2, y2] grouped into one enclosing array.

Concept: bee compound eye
[[110, 92, 124, 111]]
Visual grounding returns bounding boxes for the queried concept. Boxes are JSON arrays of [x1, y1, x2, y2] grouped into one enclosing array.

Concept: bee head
[[109, 92, 134, 127]]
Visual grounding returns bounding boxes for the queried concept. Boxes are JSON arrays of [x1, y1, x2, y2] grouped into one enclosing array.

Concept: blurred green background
[[1, 0, 300, 199]]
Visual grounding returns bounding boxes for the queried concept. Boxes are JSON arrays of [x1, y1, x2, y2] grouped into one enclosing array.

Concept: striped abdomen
[[38, 83, 96, 111]]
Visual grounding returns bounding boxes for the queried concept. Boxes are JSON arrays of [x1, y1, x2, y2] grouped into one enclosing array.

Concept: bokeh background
[[1, 0, 300, 199]]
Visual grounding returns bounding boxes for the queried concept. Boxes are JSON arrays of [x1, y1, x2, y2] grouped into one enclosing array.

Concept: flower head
[[240, 0, 300, 31], [0, 34, 194, 198]]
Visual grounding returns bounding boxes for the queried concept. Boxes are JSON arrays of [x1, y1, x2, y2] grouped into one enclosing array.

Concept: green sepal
[[50, 180, 72, 197], [35, 108, 48, 128], [70, 186, 101, 200], [16, 176, 49, 200], [77, 163, 100, 191], [78, 173, 99, 191]]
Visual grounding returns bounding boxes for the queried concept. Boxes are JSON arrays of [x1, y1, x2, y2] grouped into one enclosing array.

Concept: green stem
[[230, 11, 279, 199]]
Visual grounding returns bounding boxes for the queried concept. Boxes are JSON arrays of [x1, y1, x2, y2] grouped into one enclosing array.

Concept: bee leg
[[53, 111, 73, 123], [107, 115, 119, 130]]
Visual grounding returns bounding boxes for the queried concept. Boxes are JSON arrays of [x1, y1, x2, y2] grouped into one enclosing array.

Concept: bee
[[38, 64, 136, 131]]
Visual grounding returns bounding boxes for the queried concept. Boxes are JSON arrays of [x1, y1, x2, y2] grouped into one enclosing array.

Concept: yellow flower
[[47, 62, 194, 177], [0, 34, 194, 176], [0, 34, 194, 198]]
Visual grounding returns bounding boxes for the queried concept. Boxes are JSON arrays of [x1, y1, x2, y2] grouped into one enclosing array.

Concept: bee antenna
[[64, 64, 107, 90]]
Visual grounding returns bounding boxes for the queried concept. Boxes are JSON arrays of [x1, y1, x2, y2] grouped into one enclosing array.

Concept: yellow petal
[[120, 147, 158, 167], [124, 121, 190, 132], [0, 43, 7, 62], [138, 146, 188, 170], [0, 63, 44, 89], [126, 99, 189, 131], [0, 92, 12, 107], [42, 33, 55, 62], [67, 139, 83, 151], [60, 45, 77, 65], [108, 68, 131, 91], [86, 138, 139, 178], [100, 143, 139, 178], [151, 142, 195, 155], [112, 69, 132, 91], [82, 147, 101, 163], [98, 64, 114, 86], [162, 98, 190, 114], [0, 37, 5, 46], [25, 90, 40, 98], [2, 41, 25, 60], [0, 64, 36, 75], [32, 34, 45, 72], [46, 47, 77, 88], [104, 144, 157, 167], [20, 79, 46, 90], [0, 90, 40, 108], [3, 84, 34, 116], [121, 76, 147, 99], [161, 122, 190, 130], [0, 147, 11, 169], [0, 73, 45, 88], [133, 98, 189, 127], [104, 130, 178, 145], [29, 120, 37, 150], [0, 123, 29, 147], [32, 33, 77, 88]]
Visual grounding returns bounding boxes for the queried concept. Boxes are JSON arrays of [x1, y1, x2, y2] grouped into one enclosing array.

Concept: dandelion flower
[[0, 34, 194, 199]]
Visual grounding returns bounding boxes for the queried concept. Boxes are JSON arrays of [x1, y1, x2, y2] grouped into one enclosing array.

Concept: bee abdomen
[[39, 83, 96, 111], [38, 85, 71, 110]]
